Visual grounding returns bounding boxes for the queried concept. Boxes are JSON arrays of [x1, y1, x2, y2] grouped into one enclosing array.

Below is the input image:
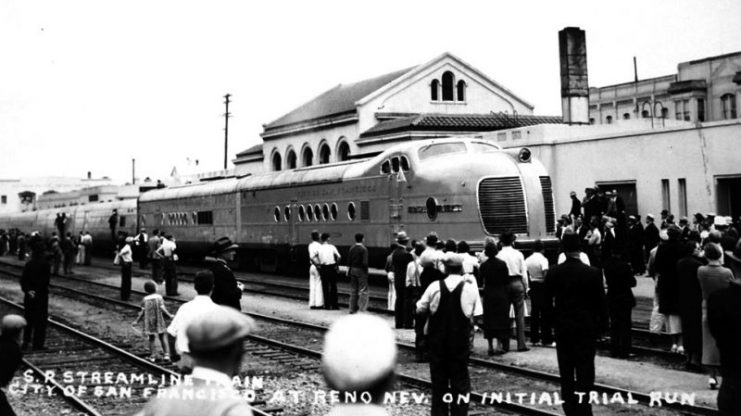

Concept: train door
[[387, 154, 405, 240]]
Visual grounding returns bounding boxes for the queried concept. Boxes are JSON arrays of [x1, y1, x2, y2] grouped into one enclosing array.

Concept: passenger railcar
[[138, 138, 558, 273]]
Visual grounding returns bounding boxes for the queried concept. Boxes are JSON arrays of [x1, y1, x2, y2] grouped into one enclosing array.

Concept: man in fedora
[[208, 237, 243, 311], [391, 231, 414, 329], [135, 305, 256, 416]]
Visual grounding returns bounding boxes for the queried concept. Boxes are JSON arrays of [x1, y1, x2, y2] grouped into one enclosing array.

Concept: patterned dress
[[142, 294, 168, 335]]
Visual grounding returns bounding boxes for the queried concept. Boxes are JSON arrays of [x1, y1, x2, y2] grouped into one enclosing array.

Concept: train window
[[273, 206, 281, 222], [347, 202, 356, 221], [314, 204, 322, 222], [418, 142, 466, 161], [360, 200, 370, 221], [400, 156, 410, 171], [298, 205, 306, 222], [330, 203, 338, 221], [306, 205, 314, 222], [381, 160, 391, 174], [119, 216, 126, 227], [322, 204, 329, 221], [426, 197, 439, 221], [197, 211, 213, 225], [391, 157, 400, 173], [284, 205, 291, 222]]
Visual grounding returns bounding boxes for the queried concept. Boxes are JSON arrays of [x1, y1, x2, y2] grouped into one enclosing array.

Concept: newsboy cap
[[322, 314, 397, 392], [187, 305, 255, 353]]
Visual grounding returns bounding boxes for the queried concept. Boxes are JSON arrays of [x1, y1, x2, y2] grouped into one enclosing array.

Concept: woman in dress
[[132, 281, 173, 362], [697, 243, 734, 389], [480, 242, 511, 355]]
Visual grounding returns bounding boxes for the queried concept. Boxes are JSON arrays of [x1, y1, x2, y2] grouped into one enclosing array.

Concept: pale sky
[[1, 0, 740, 184]]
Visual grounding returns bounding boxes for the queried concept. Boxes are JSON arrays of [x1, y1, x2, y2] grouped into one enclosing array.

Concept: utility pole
[[132, 158, 136, 184], [223, 94, 231, 170]]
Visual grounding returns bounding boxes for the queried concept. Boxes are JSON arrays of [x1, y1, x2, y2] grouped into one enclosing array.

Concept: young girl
[[132, 281, 173, 362]]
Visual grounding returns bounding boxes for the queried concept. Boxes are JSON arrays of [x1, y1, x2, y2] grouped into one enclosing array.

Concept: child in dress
[[132, 281, 173, 362]]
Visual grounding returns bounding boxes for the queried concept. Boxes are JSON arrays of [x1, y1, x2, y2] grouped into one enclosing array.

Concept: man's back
[[546, 257, 607, 336]]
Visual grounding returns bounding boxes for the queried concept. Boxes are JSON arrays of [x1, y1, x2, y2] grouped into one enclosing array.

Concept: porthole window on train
[[426, 197, 438, 221], [347, 202, 356, 221], [391, 157, 400, 173], [381, 160, 391, 174], [330, 203, 338, 221], [322, 204, 329, 221], [273, 206, 281, 222], [401, 156, 410, 171], [306, 205, 314, 222], [284, 205, 291, 222], [314, 204, 322, 222], [298, 205, 305, 222]]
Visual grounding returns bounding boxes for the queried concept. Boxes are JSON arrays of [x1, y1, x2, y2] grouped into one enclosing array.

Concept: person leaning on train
[[135, 305, 256, 416]]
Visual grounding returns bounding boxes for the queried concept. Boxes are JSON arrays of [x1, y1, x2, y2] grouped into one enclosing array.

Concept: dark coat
[[569, 197, 582, 218], [644, 223, 660, 252], [654, 240, 683, 315], [209, 260, 242, 310], [708, 280, 741, 380], [480, 257, 510, 338], [0, 335, 22, 388], [603, 256, 636, 308], [545, 257, 608, 337], [677, 253, 705, 356], [20, 257, 50, 295], [391, 247, 413, 291]]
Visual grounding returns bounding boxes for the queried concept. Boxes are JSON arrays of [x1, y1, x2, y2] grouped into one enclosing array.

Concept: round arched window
[[306, 205, 314, 222], [426, 197, 438, 221], [273, 206, 281, 222], [347, 202, 356, 221], [298, 205, 306, 222], [319, 143, 331, 164], [284, 205, 291, 222], [337, 141, 350, 162], [322, 204, 330, 221], [330, 203, 338, 221], [314, 204, 322, 221]]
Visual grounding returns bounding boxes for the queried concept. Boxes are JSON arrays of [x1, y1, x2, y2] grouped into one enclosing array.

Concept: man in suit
[[569, 191, 582, 222], [546, 232, 608, 416], [627, 216, 645, 275], [391, 231, 414, 328], [603, 250, 636, 358], [20, 236, 50, 350], [643, 214, 660, 260], [208, 237, 243, 311], [347, 233, 369, 313]]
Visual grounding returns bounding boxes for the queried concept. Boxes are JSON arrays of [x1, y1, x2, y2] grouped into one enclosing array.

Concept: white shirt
[[167, 296, 218, 354], [308, 241, 321, 266], [316, 242, 340, 265], [496, 246, 527, 277], [416, 274, 483, 318], [116, 244, 133, 263], [461, 253, 479, 275], [557, 252, 591, 266], [405, 257, 421, 287], [525, 252, 549, 282], [157, 238, 177, 258], [419, 247, 444, 272]]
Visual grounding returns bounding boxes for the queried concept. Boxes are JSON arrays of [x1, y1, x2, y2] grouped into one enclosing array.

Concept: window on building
[[677, 178, 687, 218], [496, 132, 507, 141], [683, 99, 690, 121], [272, 151, 282, 171], [88, 194, 99, 202], [661, 179, 671, 213], [337, 141, 350, 162], [430, 79, 439, 101], [456, 80, 466, 101], [286, 150, 297, 169], [319, 143, 331, 164], [606, 115, 613, 124], [697, 98, 706, 122], [661, 107, 669, 119], [623, 113, 630, 120], [589, 118, 595, 125], [512, 131, 521, 140], [675, 100, 682, 120], [441, 71, 454, 101], [0, 195, 6, 204], [302, 147, 313, 167], [641, 110, 649, 118], [721, 94, 737, 119]]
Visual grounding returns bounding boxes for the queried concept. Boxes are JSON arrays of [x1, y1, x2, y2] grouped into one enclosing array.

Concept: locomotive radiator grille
[[539, 176, 556, 233], [477, 177, 528, 235]]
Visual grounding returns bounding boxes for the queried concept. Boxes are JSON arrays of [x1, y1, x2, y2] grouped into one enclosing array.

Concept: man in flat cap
[[417, 253, 482, 416], [136, 305, 256, 416], [322, 314, 397, 416], [208, 237, 243, 310], [0, 315, 26, 416]]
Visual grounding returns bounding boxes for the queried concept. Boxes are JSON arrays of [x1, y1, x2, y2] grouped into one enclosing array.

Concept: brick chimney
[[559, 27, 589, 124]]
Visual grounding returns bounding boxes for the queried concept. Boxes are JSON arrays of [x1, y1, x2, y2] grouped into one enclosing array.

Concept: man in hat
[[322, 314, 397, 416], [644, 214, 660, 261], [582, 187, 599, 224], [316, 233, 341, 310], [115, 236, 134, 301], [156, 234, 178, 296], [628, 215, 645, 275], [569, 191, 581, 222], [391, 231, 414, 328], [708, 244, 741, 415], [135, 227, 149, 269], [417, 253, 482, 416], [0, 315, 26, 416], [20, 237, 50, 350], [496, 230, 529, 352], [135, 305, 256, 416], [346, 233, 369, 313], [208, 237, 242, 311], [545, 232, 608, 416]]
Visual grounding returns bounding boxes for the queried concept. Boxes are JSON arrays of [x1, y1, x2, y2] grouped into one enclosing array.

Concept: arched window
[[721, 94, 737, 119], [430, 79, 439, 101], [271, 150, 282, 171], [606, 115, 613, 124], [302, 146, 313, 167], [286, 149, 297, 169], [623, 113, 630, 120], [337, 140, 350, 162], [641, 110, 649, 118], [442, 71, 454, 101], [319, 142, 331, 164], [456, 80, 466, 101]]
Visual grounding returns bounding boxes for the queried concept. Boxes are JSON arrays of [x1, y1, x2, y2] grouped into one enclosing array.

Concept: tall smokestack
[[559, 27, 589, 124]]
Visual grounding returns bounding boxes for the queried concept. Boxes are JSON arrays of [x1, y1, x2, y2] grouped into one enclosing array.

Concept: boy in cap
[[208, 237, 243, 311], [0, 315, 26, 416], [135, 305, 256, 416], [322, 314, 397, 416]]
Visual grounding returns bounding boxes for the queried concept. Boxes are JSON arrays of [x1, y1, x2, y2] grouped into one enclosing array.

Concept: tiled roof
[[234, 144, 263, 157], [359, 113, 563, 138], [263, 67, 414, 131]]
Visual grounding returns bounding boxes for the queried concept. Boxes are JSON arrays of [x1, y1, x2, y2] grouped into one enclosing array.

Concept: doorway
[[716, 176, 741, 219]]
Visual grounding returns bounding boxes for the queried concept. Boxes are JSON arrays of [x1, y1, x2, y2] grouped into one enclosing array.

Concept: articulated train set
[[1, 138, 558, 273]]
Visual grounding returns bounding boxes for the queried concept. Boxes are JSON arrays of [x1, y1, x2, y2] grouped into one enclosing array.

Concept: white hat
[[714, 216, 727, 227], [322, 314, 396, 391]]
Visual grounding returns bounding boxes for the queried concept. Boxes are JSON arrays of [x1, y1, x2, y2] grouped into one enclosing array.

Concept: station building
[[589, 51, 741, 125], [233, 52, 562, 176]]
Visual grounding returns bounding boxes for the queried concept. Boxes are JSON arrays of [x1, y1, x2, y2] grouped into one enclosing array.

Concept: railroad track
[[0, 295, 278, 416], [0, 265, 718, 416]]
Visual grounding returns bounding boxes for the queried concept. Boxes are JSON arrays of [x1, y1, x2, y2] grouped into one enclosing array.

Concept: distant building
[[35, 184, 143, 211], [234, 52, 562, 176], [0, 176, 112, 214], [589, 51, 741, 125]]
